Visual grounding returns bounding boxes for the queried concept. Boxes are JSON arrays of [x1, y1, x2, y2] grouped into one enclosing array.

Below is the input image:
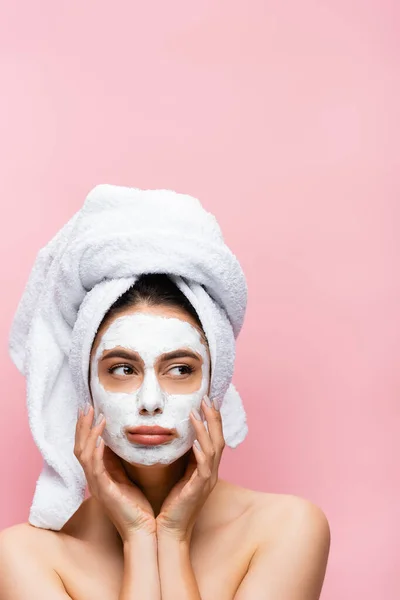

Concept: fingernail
[[193, 439, 201, 451], [96, 436, 102, 448], [84, 403, 91, 416], [191, 407, 202, 421], [203, 394, 213, 408], [96, 413, 104, 425], [213, 398, 220, 411]]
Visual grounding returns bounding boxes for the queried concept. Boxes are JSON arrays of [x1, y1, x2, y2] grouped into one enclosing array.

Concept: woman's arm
[[157, 533, 201, 600], [154, 396, 225, 599], [119, 533, 161, 600], [0, 528, 72, 600], [233, 499, 331, 600], [156, 500, 330, 600], [75, 407, 161, 599], [0, 526, 162, 600]]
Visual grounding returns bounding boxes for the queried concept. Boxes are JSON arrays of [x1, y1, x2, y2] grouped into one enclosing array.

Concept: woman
[[0, 183, 330, 598], [0, 273, 330, 599]]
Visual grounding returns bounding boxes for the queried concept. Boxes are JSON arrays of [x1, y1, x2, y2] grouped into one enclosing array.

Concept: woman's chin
[[108, 439, 194, 467]]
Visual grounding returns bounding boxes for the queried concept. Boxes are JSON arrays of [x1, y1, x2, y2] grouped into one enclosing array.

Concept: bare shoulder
[[0, 521, 63, 570], [216, 482, 330, 598], [0, 522, 69, 598], [217, 479, 330, 549], [252, 489, 330, 541], [0, 521, 61, 554]]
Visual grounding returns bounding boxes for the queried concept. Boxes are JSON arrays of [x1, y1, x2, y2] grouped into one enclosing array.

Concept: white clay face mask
[[89, 312, 210, 466]]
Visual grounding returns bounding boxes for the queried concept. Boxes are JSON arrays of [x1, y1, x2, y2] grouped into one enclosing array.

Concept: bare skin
[[0, 303, 330, 598], [0, 483, 330, 599]]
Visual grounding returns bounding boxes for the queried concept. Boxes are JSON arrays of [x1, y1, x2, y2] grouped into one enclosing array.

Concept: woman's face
[[89, 304, 211, 466]]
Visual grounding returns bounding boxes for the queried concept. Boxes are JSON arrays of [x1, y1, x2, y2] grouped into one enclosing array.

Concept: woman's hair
[[98, 273, 209, 348]]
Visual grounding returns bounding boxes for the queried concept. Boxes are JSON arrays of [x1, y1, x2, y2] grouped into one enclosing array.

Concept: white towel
[[8, 184, 248, 531]]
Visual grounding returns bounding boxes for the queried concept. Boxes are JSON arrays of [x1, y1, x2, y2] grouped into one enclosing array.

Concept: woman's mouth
[[125, 425, 176, 446]]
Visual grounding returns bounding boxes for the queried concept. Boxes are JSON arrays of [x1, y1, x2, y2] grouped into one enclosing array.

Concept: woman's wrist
[[157, 530, 191, 549], [123, 530, 159, 572], [156, 519, 194, 545], [123, 530, 158, 552], [157, 529, 192, 570]]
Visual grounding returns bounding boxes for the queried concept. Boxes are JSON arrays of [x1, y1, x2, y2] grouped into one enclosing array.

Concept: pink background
[[0, 1, 399, 598]]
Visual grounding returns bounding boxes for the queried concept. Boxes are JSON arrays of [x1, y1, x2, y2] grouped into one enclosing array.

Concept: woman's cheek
[[92, 390, 136, 434]]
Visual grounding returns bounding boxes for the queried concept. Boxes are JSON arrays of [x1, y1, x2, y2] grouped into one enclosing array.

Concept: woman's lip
[[126, 432, 174, 446], [125, 426, 175, 435]]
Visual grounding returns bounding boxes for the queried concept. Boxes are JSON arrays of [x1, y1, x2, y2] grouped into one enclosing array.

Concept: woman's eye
[[168, 365, 194, 377], [109, 364, 135, 376]]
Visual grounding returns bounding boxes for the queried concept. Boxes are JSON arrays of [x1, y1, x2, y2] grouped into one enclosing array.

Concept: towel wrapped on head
[[8, 184, 248, 531]]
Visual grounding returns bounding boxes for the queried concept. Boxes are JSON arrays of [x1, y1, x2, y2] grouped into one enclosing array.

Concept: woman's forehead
[[91, 304, 205, 357]]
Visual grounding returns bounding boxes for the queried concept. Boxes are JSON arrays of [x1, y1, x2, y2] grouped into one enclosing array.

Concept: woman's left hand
[[156, 395, 225, 542]]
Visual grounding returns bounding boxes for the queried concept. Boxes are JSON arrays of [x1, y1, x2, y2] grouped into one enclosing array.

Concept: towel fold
[[9, 184, 248, 530]]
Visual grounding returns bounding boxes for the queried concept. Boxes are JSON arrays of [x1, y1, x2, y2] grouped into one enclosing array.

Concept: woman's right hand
[[74, 405, 156, 542]]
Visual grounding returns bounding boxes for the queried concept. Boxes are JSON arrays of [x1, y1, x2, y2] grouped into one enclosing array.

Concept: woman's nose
[[136, 368, 165, 414], [139, 405, 163, 416]]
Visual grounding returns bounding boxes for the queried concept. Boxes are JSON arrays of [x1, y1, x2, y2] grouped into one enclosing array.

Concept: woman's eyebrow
[[100, 349, 201, 362], [100, 349, 141, 362], [158, 349, 201, 362]]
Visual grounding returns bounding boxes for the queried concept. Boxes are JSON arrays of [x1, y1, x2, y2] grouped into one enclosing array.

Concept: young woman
[[0, 272, 330, 599]]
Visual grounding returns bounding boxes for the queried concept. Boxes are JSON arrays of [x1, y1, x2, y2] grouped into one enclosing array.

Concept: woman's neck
[[121, 451, 191, 516]]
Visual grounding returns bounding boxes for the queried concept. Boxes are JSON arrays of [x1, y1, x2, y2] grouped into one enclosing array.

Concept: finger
[[92, 437, 118, 492], [189, 410, 215, 463], [192, 439, 212, 482], [182, 449, 198, 482], [201, 396, 225, 461], [103, 446, 133, 485], [74, 404, 95, 457], [78, 412, 106, 493], [81, 413, 107, 465], [75, 406, 85, 443], [94, 440, 125, 505]]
